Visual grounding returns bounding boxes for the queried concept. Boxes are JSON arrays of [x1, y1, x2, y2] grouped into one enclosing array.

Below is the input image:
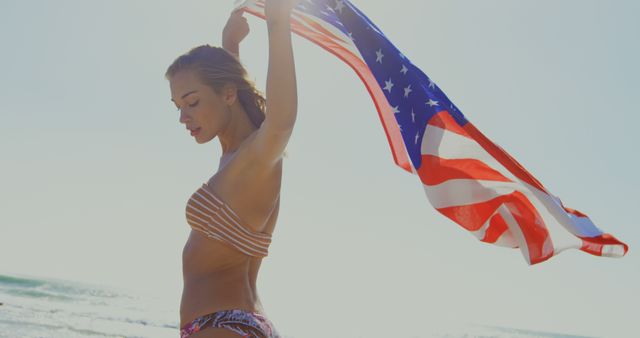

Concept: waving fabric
[[236, 0, 628, 265]]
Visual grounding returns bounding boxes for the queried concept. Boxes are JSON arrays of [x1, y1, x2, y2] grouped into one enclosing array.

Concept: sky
[[1, 0, 639, 337]]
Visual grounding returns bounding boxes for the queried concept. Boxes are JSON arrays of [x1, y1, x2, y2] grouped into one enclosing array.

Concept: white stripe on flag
[[422, 124, 588, 257], [422, 125, 521, 184]]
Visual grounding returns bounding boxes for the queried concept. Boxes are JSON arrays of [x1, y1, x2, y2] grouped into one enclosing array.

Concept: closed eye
[[175, 100, 198, 111]]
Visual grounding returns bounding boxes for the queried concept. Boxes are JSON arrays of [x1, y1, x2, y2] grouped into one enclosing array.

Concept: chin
[[195, 134, 214, 144]]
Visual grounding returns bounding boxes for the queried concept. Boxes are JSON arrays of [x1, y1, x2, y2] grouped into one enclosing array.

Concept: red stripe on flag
[[580, 233, 629, 256], [427, 110, 472, 139], [437, 190, 551, 264], [419, 155, 513, 186], [505, 191, 554, 264], [483, 214, 509, 244], [562, 205, 588, 218], [437, 194, 507, 232], [295, 14, 349, 45], [463, 122, 548, 194]]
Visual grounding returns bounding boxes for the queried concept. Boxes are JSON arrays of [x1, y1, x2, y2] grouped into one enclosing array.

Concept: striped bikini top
[[185, 182, 273, 258]]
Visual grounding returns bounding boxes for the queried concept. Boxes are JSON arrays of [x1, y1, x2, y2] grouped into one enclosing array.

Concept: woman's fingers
[[230, 8, 245, 17], [223, 8, 250, 46]]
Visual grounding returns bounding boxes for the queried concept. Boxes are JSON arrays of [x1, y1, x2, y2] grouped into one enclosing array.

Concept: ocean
[[0, 273, 177, 338], [0, 273, 600, 338]]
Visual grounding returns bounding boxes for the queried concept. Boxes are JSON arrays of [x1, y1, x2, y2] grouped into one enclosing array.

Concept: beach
[[0, 273, 603, 338]]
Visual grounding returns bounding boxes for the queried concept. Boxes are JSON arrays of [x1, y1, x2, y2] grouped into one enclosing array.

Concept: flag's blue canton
[[297, 0, 469, 170]]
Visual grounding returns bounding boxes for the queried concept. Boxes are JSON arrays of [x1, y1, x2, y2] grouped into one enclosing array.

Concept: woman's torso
[[180, 143, 283, 328]]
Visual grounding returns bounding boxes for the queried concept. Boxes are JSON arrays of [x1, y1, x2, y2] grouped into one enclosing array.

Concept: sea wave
[[0, 273, 178, 338]]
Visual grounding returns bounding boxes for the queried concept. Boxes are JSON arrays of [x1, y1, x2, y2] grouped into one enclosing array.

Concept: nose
[[179, 109, 190, 124]]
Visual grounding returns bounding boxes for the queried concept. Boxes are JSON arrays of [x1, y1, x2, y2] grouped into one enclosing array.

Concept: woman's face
[[169, 70, 229, 144]]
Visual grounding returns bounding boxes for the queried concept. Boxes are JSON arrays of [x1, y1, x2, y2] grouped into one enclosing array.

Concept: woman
[[166, 1, 298, 337]]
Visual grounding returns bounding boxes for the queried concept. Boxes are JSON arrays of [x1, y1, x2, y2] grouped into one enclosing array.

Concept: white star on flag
[[404, 85, 412, 98], [383, 78, 394, 93], [426, 99, 439, 107], [392, 105, 400, 114], [400, 65, 408, 75], [334, 0, 345, 14], [375, 49, 384, 63]]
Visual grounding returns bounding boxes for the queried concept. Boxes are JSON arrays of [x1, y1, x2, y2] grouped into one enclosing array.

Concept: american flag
[[236, 0, 628, 264]]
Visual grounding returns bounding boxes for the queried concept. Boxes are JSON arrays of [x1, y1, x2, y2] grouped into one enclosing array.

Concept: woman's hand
[[265, 0, 299, 26], [222, 9, 249, 56]]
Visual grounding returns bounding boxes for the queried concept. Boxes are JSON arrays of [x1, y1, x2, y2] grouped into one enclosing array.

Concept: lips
[[189, 127, 201, 136]]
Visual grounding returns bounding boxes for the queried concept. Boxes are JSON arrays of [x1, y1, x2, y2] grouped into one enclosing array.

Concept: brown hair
[[165, 44, 266, 129], [165, 45, 288, 158]]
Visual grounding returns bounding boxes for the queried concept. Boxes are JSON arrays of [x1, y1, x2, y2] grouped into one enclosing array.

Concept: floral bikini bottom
[[180, 309, 281, 338]]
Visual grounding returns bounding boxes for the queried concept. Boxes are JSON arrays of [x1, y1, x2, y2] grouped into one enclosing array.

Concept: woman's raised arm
[[240, 0, 299, 166], [263, 0, 298, 132], [222, 9, 250, 58]]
